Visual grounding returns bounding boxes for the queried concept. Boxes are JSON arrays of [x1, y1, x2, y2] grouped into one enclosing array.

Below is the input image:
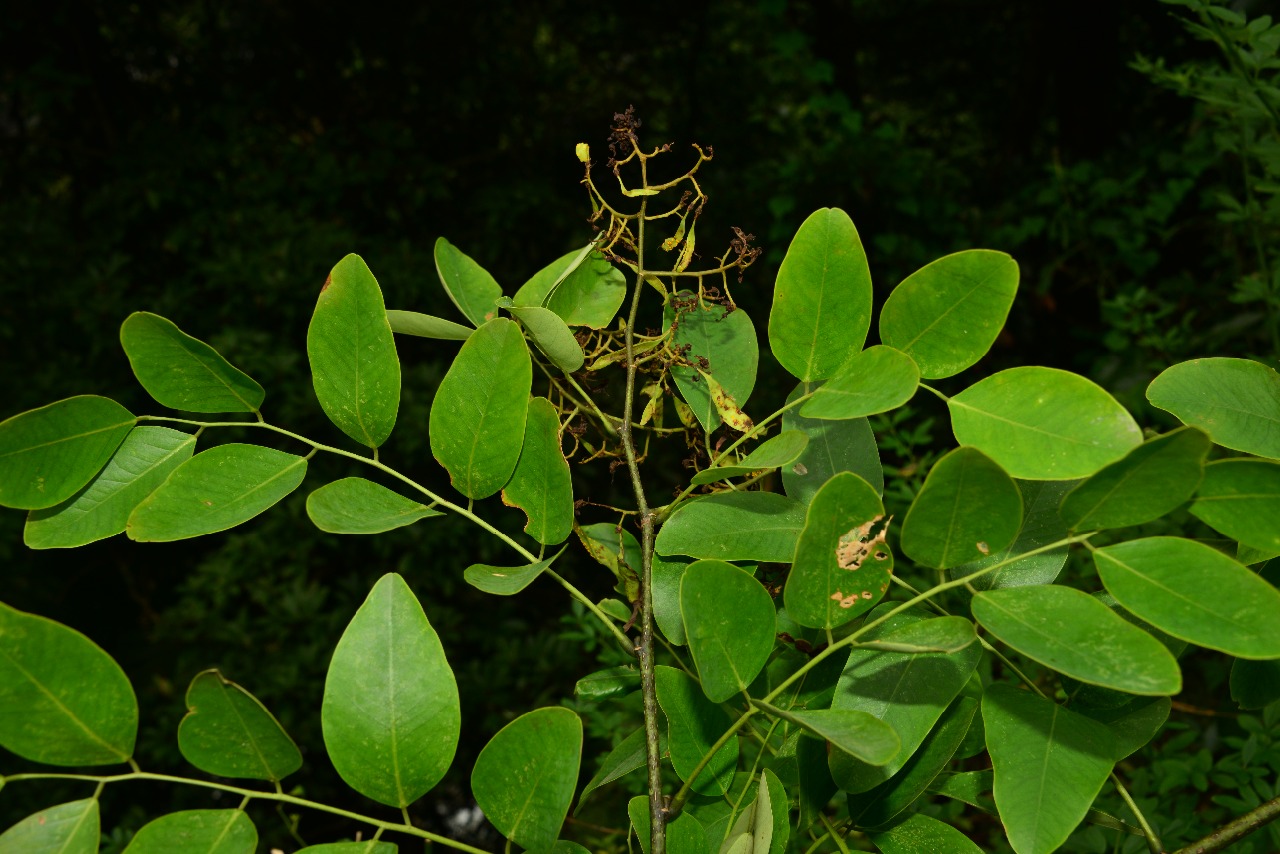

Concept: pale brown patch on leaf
[[836, 515, 892, 571], [701, 370, 753, 432], [321, 273, 332, 293]]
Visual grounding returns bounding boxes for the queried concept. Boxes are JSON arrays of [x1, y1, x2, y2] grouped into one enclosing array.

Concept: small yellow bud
[[575, 142, 590, 163]]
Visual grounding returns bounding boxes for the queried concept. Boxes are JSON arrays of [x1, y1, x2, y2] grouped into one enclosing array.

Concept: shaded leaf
[[471, 707, 582, 850], [307, 477, 442, 535], [307, 253, 401, 448], [322, 574, 459, 807], [657, 492, 806, 563], [127, 444, 306, 541], [653, 556, 691, 645], [121, 810, 256, 854], [386, 309, 473, 341], [769, 208, 872, 382], [666, 295, 758, 433], [691, 431, 809, 486], [0, 602, 136, 765], [177, 669, 301, 781], [878, 249, 1019, 379], [782, 383, 883, 501], [120, 312, 264, 413], [434, 237, 503, 327], [628, 796, 707, 854], [577, 726, 668, 811], [0, 799, 98, 854], [429, 317, 531, 499], [1147, 357, 1280, 459], [0, 395, 135, 510], [681, 560, 776, 702], [577, 522, 642, 603], [855, 616, 977, 654], [502, 397, 573, 544], [961, 480, 1074, 590], [901, 447, 1022, 569], [949, 367, 1142, 479], [516, 249, 627, 329], [868, 813, 983, 854], [1189, 458, 1280, 551], [25, 426, 195, 549], [574, 665, 640, 701], [510, 305, 585, 373], [759, 704, 900, 766], [1077, 697, 1171, 761], [798, 345, 919, 420], [656, 665, 738, 796]]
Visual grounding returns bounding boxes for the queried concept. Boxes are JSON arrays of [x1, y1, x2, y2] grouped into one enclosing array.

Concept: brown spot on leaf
[[321, 274, 332, 293], [829, 590, 861, 609], [836, 515, 892, 571], [976, 541, 990, 555]]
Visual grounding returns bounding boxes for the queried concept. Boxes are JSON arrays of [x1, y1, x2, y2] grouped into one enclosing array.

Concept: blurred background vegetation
[[2, 0, 1279, 851]]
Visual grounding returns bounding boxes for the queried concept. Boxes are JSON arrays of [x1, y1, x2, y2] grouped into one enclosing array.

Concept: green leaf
[[577, 522, 642, 602], [463, 554, 557, 596], [680, 560, 776, 702], [1078, 697, 1171, 760], [306, 477, 442, 535], [510, 305, 585, 373], [322, 574, 460, 807], [901, 447, 1022, 569], [1060, 427, 1211, 531], [471, 707, 582, 850], [119, 312, 265, 413], [798, 346, 919, 420], [295, 843, 397, 854], [386, 309, 473, 341], [1094, 537, 1280, 659], [960, 480, 1073, 590], [855, 616, 977, 654], [574, 665, 640, 701], [868, 813, 984, 854], [848, 695, 979, 829], [878, 249, 1019, 379], [948, 367, 1142, 479], [0, 395, 135, 510], [628, 796, 707, 854], [516, 249, 627, 329], [502, 398, 573, 544], [0, 799, 98, 854], [0, 601, 136, 765], [692, 431, 809, 486], [761, 705, 900, 766], [1147, 357, 1280, 459], [829, 605, 982, 793], [121, 810, 256, 854], [782, 383, 883, 502], [514, 244, 597, 307], [762, 768, 789, 854], [657, 492, 806, 563], [768, 208, 872, 382], [1189, 458, 1280, 551], [656, 665, 738, 796], [429, 317, 531, 499], [127, 444, 307, 542], [983, 684, 1116, 854], [666, 295, 759, 433], [577, 726, 667, 811], [972, 586, 1182, 695], [784, 472, 890, 629], [434, 237, 503, 327], [307, 253, 401, 449], [24, 426, 195, 549], [653, 556, 691, 644], [177, 668, 302, 781]]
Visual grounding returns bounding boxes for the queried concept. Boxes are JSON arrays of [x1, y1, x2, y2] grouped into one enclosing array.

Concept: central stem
[[617, 147, 666, 854]]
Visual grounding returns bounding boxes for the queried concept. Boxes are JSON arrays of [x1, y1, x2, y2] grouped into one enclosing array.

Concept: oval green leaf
[[1147, 357, 1280, 459], [177, 668, 302, 781], [983, 684, 1116, 854], [386, 309, 473, 341], [1189, 458, 1280, 551], [901, 447, 1022, 569], [516, 248, 627, 329], [782, 382, 883, 502], [0, 799, 99, 854], [960, 480, 1074, 591], [471, 707, 582, 850], [878, 249, 1019, 379], [760, 704, 900, 767], [574, 665, 640, 701], [307, 253, 401, 449], [681, 560, 776, 702], [510, 305, 585, 373], [306, 477, 441, 535], [829, 606, 982, 793], [972, 586, 1181, 695], [856, 616, 977, 654], [429, 317, 531, 499], [434, 237, 503, 327], [949, 367, 1142, 479], [784, 472, 889, 629], [1060, 427, 1210, 531], [653, 556, 691, 645], [691, 431, 809, 486], [1094, 537, 1280, 659], [656, 492, 806, 563], [121, 810, 256, 854], [655, 665, 738, 796], [24, 426, 196, 549], [127, 444, 307, 542], [0, 602, 136, 765], [0, 395, 135, 510], [502, 397, 573, 544], [869, 812, 984, 854], [798, 345, 919, 420], [322, 573, 460, 807], [120, 312, 265, 413], [666, 295, 759, 433], [463, 554, 556, 596], [577, 725, 665, 811], [768, 208, 872, 382]]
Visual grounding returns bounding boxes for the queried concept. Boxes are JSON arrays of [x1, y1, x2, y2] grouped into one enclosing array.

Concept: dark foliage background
[[3, 1, 1278, 851]]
